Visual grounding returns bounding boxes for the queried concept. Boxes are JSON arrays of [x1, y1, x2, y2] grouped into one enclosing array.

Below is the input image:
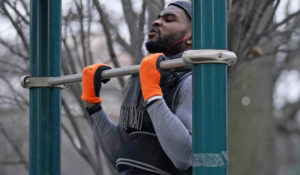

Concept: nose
[[152, 18, 162, 27]]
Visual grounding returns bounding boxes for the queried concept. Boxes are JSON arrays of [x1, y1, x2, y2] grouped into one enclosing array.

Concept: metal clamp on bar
[[21, 75, 69, 89], [182, 49, 237, 66]]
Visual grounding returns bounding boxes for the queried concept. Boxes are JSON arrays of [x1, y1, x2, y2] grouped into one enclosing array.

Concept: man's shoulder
[[178, 72, 192, 91]]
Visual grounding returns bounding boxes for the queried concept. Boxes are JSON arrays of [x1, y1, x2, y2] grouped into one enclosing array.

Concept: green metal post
[[30, 0, 61, 175], [192, 0, 228, 175]]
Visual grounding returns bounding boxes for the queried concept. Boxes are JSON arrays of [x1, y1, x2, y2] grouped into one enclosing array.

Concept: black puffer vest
[[116, 54, 192, 175]]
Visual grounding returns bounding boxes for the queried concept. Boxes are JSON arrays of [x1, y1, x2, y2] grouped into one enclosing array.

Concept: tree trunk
[[146, 0, 164, 30], [229, 51, 277, 175]]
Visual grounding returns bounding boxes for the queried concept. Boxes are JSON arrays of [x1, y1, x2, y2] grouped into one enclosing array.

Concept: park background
[[0, 0, 300, 174]]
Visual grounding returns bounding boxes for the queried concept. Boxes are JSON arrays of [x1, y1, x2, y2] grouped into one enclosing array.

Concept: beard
[[145, 31, 186, 55]]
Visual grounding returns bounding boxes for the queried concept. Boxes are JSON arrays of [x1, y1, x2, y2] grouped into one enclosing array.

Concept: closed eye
[[158, 13, 177, 23], [165, 17, 175, 22]]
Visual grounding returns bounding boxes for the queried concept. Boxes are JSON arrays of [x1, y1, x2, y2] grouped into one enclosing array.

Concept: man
[[81, 1, 192, 174]]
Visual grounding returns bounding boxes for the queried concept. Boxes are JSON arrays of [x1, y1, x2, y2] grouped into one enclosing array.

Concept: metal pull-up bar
[[21, 50, 236, 88]]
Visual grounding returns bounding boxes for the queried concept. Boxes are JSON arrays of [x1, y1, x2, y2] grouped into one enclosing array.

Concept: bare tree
[[227, 0, 300, 174]]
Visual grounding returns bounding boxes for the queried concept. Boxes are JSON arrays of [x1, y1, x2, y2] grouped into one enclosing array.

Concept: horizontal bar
[[21, 50, 237, 88], [21, 58, 187, 88], [50, 58, 186, 86]]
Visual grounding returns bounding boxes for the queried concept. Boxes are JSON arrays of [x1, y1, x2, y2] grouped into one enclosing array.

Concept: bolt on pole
[[29, 0, 61, 175], [192, 0, 228, 175]]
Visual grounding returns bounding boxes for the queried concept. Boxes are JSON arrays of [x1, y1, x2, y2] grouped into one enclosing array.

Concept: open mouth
[[148, 28, 159, 38]]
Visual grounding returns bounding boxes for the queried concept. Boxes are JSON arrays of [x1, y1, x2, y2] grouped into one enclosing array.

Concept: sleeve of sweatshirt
[[87, 109, 129, 167], [146, 75, 192, 170]]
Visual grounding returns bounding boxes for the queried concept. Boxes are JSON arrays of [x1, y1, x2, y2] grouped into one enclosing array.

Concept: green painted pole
[[192, 0, 228, 175], [30, 0, 61, 175]]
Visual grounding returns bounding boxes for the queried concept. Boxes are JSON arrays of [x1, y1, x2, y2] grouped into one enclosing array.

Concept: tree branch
[[120, 0, 138, 37], [0, 160, 25, 165], [109, 23, 133, 55], [62, 11, 83, 74], [0, 121, 28, 171], [238, 0, 274, 56], [121, 0, 146, 64], [86, 0, 94, 65], [62, 96, 102, 174], [93, 0, 125, 87], [19, 0, 29, 17], [0, 1, 29, 53], [257, 0, 281, 41], [0, 74, 29, 110], [69, 25, 84, 69], [133, 0, 147, 63], [5, 0, 29, 25], [262, 10, 300, 38], [0, 38, 29, 62], [75, 0, 90, 66], [0, 59, 27, 74]]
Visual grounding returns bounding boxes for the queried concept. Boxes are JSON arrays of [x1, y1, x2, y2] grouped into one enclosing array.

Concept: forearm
[[87, 109, 128, 167], [147, 99, 192, 170]]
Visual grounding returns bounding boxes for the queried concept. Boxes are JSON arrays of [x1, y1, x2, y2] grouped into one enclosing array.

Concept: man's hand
[[81, 64, 111, 104], [139, 53, 164, 102]]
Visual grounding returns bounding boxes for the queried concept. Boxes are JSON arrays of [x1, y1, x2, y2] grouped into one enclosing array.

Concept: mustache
[[149, 27, 161, 36]]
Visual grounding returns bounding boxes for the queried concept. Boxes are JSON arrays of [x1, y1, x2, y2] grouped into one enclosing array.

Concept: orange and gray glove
[[81, 64, 111, 103], [139, 53, 165, 103]]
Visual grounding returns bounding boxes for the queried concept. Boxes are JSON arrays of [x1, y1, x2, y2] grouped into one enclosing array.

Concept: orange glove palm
[[139, 53, 164, 101], [81, 64, 111, 103]]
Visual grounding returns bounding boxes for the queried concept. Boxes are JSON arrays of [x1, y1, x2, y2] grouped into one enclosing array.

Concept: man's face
[[145, 5, 191, 54]]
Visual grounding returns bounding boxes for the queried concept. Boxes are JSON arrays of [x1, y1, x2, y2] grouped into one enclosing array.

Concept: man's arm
[[138, 54, 192, 170], [87, 108, 129, 167], [147, 75, 192, 170], [81, 64, 129, 167]]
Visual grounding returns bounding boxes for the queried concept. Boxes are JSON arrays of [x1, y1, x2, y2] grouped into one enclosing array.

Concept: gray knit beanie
[[168, 1, 192, 19]]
